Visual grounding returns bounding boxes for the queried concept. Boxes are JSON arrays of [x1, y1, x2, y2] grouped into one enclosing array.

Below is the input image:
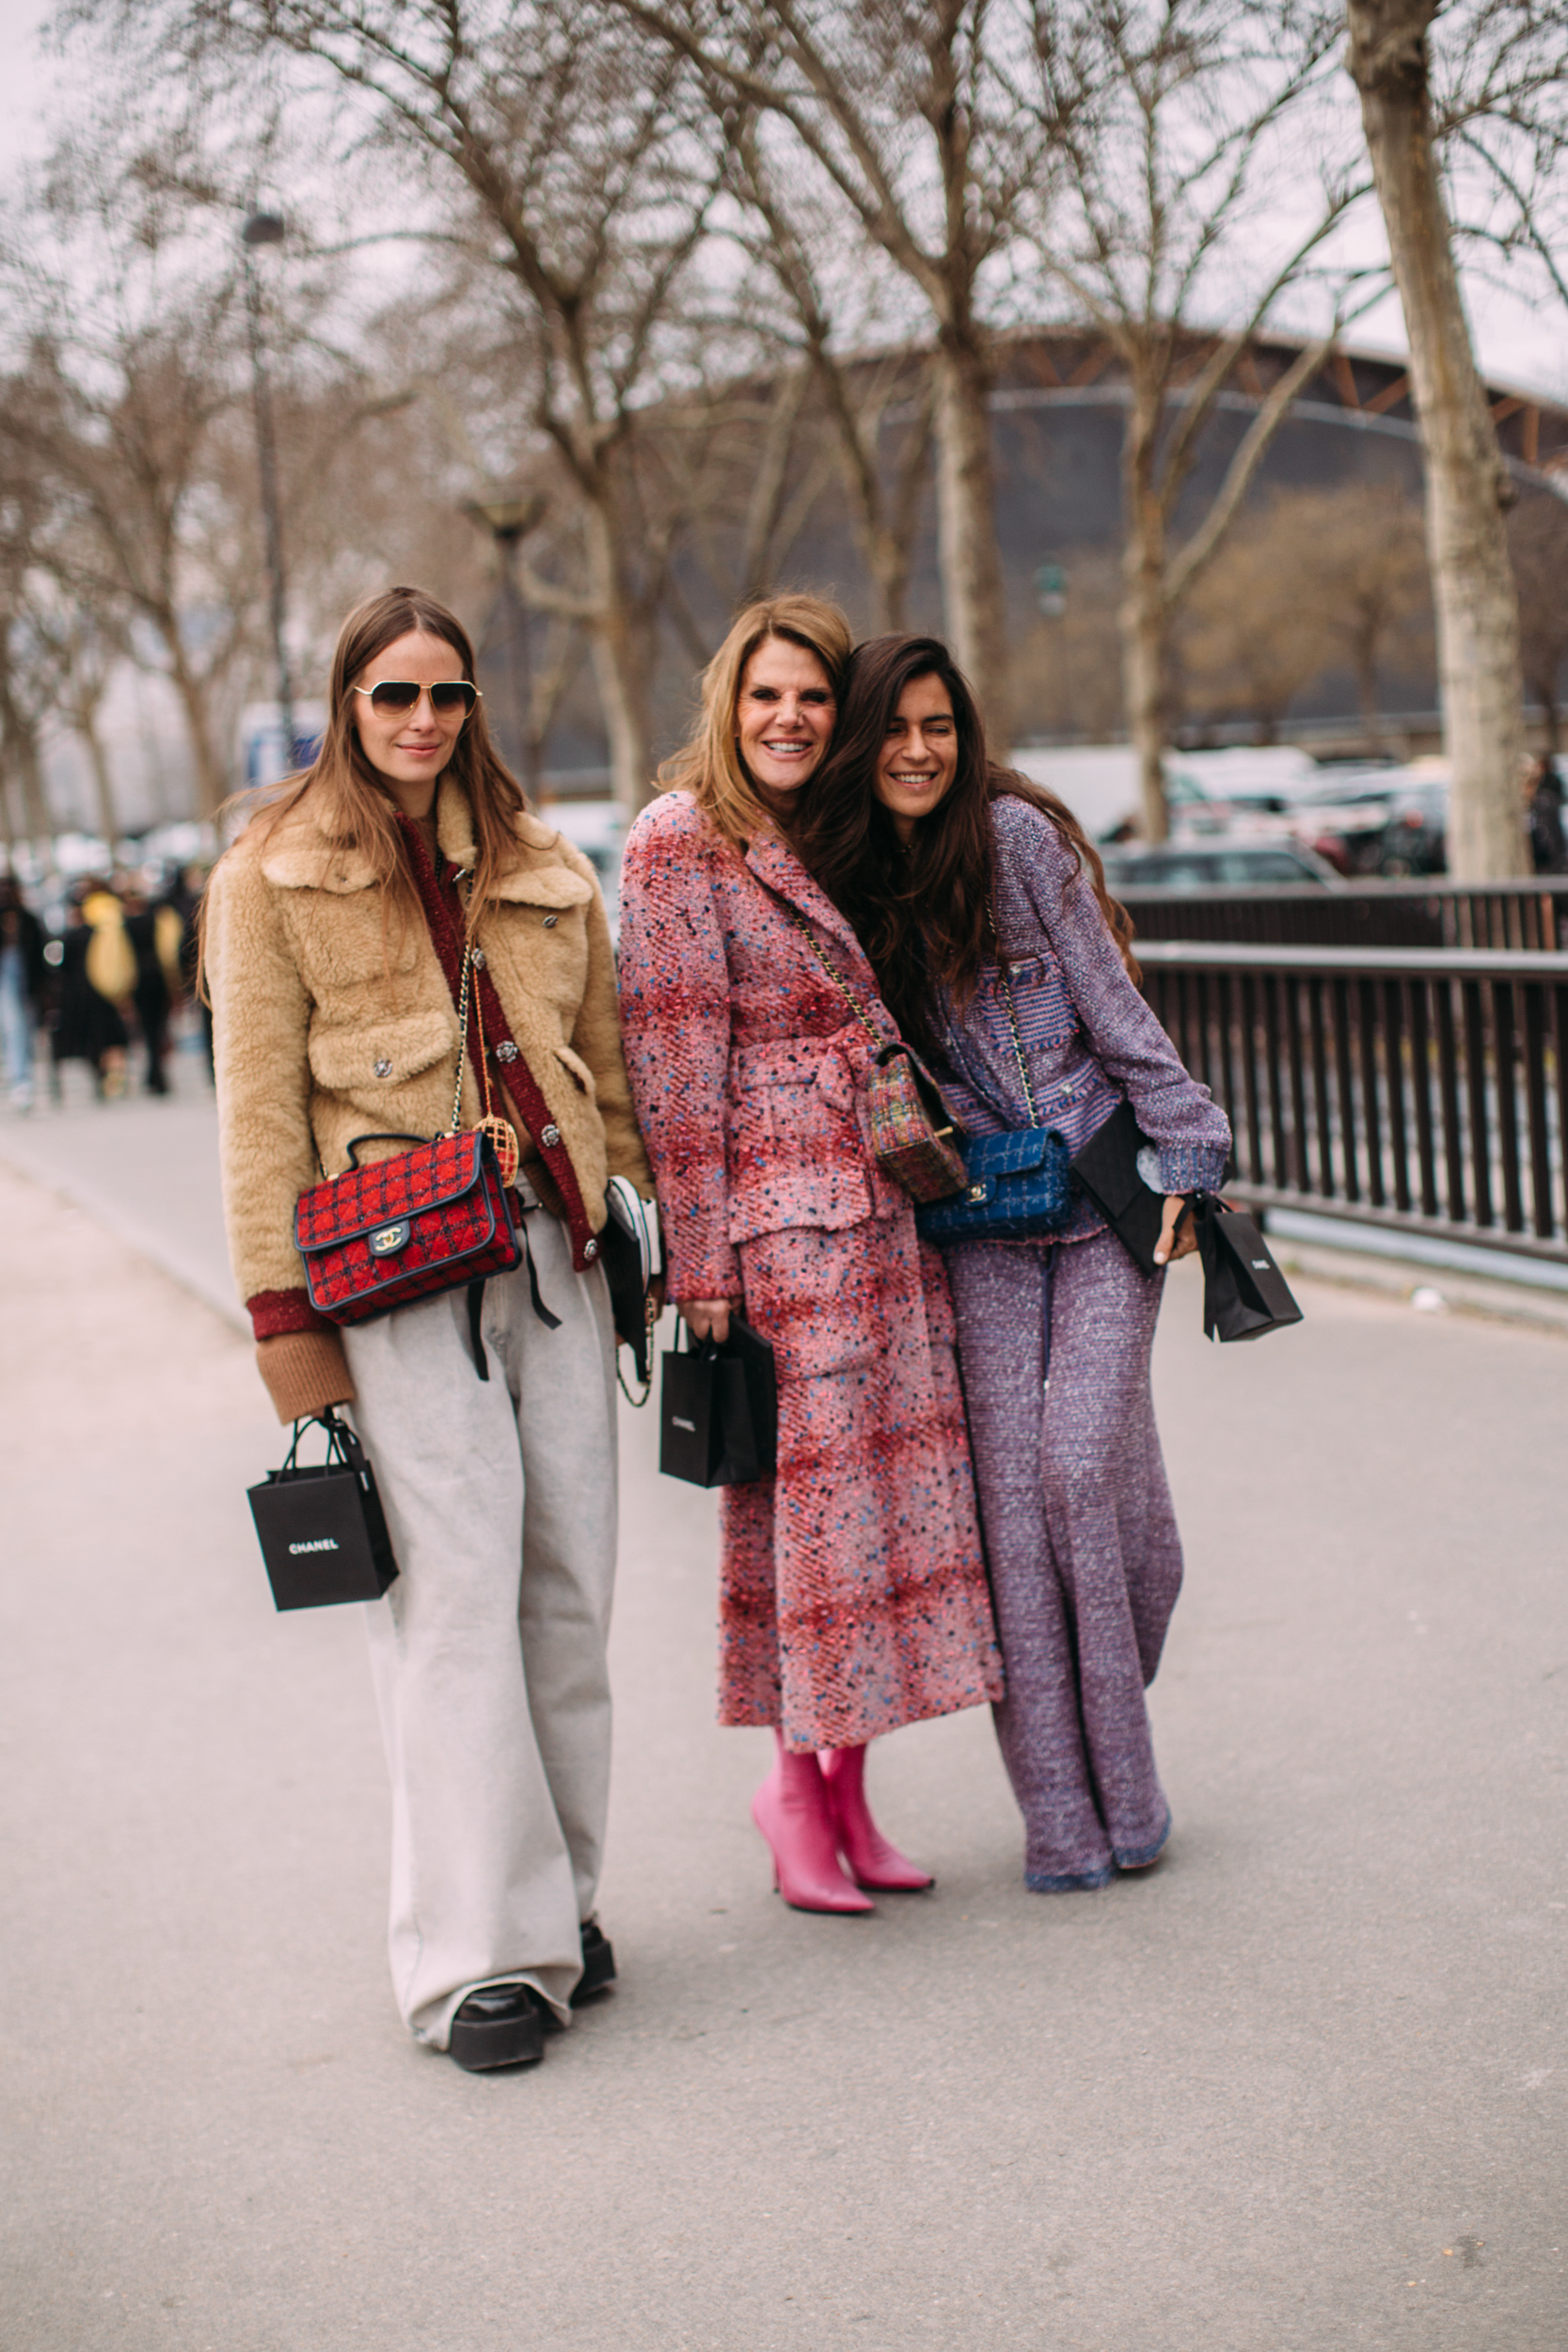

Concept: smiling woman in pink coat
[[617, 595, 1003, 1913]]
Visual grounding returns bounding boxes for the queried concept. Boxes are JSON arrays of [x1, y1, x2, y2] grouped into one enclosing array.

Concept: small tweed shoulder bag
[[292, 880, 543, 1375], [915, 916, 1073, 1246], [779, 902, 967, 1205]]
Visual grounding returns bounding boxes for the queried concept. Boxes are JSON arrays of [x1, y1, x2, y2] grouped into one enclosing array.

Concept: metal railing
[[1138, 941, 1568, 1264], [1120, 879, 1568, 953]]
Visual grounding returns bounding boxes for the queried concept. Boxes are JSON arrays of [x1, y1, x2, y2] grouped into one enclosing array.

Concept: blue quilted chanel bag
[[915, 930, 1075, 1246], [915, 1122, 1073, 1243]]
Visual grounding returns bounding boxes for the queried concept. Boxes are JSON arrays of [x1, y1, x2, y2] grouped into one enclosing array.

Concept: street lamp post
[[241, 210, 295, 774], [463, 492, 546, 797]]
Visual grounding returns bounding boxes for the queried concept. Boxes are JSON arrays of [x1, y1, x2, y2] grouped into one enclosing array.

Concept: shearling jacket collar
[[257, 775, 591, 907]]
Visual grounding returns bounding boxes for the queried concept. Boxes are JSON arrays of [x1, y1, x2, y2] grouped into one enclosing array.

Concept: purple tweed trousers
[[947, 1230, 1181, 1888]]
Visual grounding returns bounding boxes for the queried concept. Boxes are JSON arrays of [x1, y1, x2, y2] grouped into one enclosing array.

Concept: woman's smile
[[736, 636, 836, 803], [874, 675, 958, 840]]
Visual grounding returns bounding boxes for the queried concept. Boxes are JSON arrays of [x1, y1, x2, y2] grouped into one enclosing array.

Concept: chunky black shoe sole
[[449, 1985, 547, 2072], [571, 1921, 616, 2007]]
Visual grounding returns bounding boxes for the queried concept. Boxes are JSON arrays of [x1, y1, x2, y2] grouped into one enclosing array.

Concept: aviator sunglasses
[[353, 678, 482, 716]]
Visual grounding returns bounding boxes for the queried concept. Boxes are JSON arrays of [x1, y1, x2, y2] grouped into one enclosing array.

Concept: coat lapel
[[744, 831, 882, 994]]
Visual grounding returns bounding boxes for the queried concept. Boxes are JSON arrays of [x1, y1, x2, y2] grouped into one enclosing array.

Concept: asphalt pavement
[[1, 1064, 1565, 2351]]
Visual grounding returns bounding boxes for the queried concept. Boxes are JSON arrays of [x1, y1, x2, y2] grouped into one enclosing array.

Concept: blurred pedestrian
[[202, 585, 652, 2073], [1527, 755, 1567, 874], [119, 879, 182, 1095], [617, 596, 1002, 1915], [0, 875, 46, 1111], [52, 881, 132, 1099], [796, 634, 1231, 1893]]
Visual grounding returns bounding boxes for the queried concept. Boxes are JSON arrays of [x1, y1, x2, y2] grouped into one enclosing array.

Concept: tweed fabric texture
[[927, 797, 1232, 1242], [204, 774, 650, 1339], [294, 1130, 520, 1324], [948, 1230, 1180, 1886], [617, 793, 1002, 1752]]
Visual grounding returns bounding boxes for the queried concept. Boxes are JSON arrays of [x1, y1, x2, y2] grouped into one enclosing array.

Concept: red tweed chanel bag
[[293, 1127, 520, 1326]]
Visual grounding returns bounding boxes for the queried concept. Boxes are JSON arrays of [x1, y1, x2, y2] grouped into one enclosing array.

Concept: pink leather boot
[[819, 1742, 935, 1891], [752, 1733, 875, 1914]]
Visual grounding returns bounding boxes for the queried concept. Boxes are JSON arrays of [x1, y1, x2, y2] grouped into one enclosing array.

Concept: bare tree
[[1508, 488, 1568, 751], [1347, 0, 1568, 875], [706, 94, 937, 630], [0, 213, 254, 818], [111, 0, 723, 816], [612, 0, 1039, 739], [1017, 0, 1370, 836]]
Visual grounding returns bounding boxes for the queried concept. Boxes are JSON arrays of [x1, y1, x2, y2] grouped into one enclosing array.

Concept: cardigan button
[[471, 947, 486, 967], [583, 1237, 597, 1260], [496, 1041, 519, 1063], [373, 1057, 392, 1078], [541, 1123, 561, 1147]]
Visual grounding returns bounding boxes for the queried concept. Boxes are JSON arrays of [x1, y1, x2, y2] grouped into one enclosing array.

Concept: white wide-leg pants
[[342, 1202, 618, 2047]]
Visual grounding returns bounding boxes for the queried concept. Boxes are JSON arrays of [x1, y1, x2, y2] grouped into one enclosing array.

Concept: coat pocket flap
[[552, 1041, 598, 1097], [307, 1007, 458, 1094], [490, 863, 594, 911]]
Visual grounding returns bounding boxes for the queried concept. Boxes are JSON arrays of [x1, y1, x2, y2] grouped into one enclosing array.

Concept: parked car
[[1291, 771, 1448, 877], [1101, 840, 1343, 891]]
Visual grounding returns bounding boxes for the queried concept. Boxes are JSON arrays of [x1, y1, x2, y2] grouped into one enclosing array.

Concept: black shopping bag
[[1194, 1199, 1304, 1343], [247, 1410, 400, 1610], [1069, 1098, 1165, 1278], [659, 1317, 777, 1486]]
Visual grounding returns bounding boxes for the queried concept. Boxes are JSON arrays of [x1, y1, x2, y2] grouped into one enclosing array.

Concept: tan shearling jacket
[[204, 774, 651, 1340]]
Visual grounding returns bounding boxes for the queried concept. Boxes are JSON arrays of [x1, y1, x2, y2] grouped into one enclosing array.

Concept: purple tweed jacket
[[927, 795, 1231, 1236]]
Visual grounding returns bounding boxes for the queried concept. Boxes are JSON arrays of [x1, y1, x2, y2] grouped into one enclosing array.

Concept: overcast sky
[[1, 0, 1563, 404]]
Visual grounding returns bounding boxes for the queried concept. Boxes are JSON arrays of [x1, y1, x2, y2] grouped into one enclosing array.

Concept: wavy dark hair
[[791, 633, 1138, 1052]]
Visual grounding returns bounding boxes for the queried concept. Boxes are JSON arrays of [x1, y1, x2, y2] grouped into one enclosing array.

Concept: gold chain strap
[[780, 902, 888, 1051], [988, 900, 1041, 1127], [449, 872, 477, 1135]]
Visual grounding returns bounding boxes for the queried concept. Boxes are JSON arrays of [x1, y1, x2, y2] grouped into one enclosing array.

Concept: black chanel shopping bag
[[659, 1317, 777, 1486], [247, 1410, 400, 1610], [1194, 1198, 1304, 1343]]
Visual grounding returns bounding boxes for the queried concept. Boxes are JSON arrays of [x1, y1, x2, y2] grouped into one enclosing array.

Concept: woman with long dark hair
[[794, 635, 1231, 1892], [202, 586, 652, 2069], [616, 596, 1002, 1914]]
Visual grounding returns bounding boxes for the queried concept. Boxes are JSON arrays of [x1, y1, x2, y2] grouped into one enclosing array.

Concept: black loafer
[[571, 1920, 616, 2007], [449, 1982, 547, 2073]]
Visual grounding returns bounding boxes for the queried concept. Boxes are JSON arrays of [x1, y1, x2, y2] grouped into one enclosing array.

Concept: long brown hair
[[227, 585, 528, 924], [792, 633, 1139, 1051], [657, 593, 853, 847]]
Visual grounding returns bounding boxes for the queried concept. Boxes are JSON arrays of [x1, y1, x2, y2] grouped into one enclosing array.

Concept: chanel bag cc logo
[[370, 1220, 411, 1257]]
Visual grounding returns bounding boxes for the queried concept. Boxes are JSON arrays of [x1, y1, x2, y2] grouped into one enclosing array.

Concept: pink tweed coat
[[617, 791, 1003, 1752]]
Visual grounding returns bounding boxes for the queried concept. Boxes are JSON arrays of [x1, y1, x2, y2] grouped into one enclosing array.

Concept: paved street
[[1, 1083, 1565, 2351]]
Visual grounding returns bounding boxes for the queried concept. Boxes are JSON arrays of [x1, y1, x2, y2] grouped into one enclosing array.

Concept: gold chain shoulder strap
[[449, 871, 478, 1135], [988, 899, 1041, 1126], [779, 900, 888, 1052]]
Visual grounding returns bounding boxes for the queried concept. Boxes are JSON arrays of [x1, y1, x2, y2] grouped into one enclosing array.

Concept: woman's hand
[[1153, 1195, 1198, 1267], [682, 1298, 736, 1343]]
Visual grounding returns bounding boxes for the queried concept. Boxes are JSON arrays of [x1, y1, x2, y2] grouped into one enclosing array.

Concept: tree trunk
[[1348, 0, 1528, 878], [162, 631, 227, 819], [80, 719, 119, 847], [932, 332, 1010, 751], [1120, 384, 1170, 841], [582, 501, 655, 822]]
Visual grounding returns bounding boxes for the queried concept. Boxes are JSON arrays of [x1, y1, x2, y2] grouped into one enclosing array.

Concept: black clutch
[[600, 1175, 662, 1396], [247, 1410, 399, 1611], [1193, 1198, 1304, 1343], [659, 1317, 778, 1486], [1069, 1098, 1165, 1278]]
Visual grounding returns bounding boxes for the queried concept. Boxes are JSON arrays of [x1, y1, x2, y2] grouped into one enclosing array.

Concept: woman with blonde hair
[[617, 595, 1002, 1912], [203, 585, 652, 2070]]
